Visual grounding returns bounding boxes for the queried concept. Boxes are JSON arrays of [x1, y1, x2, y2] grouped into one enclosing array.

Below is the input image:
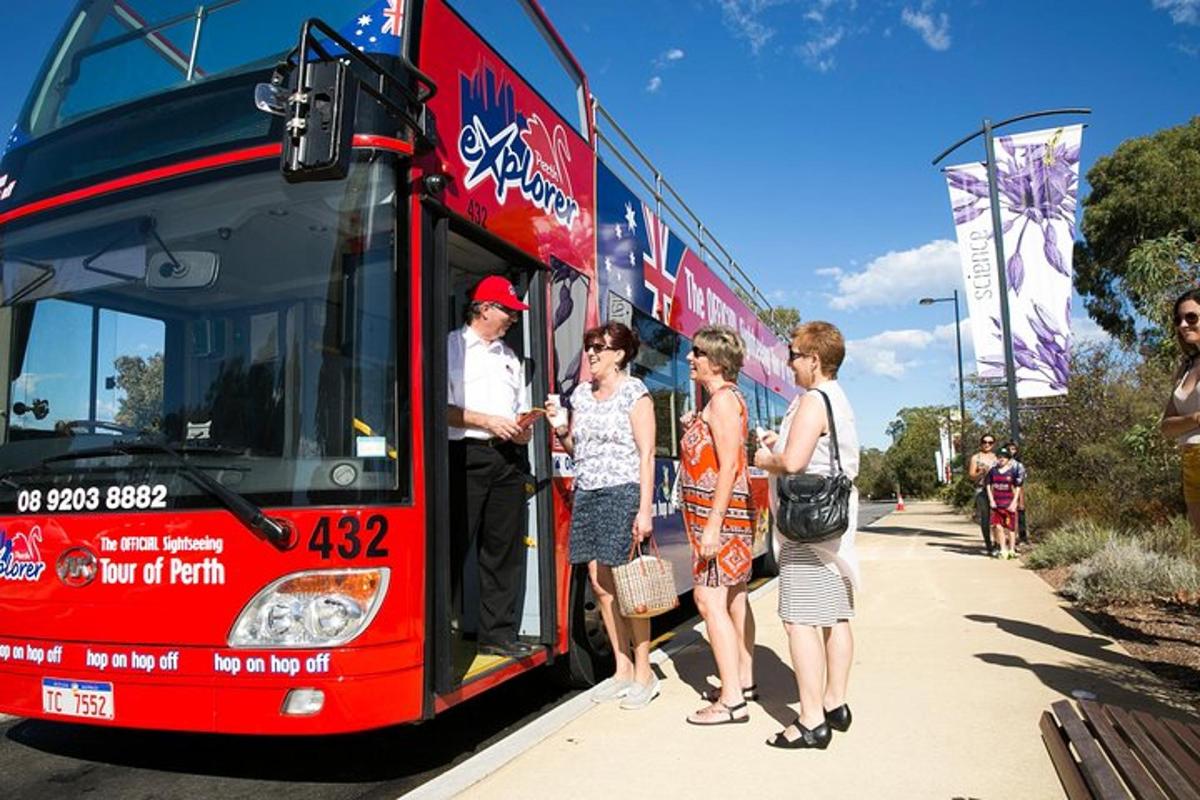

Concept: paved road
[[858, 499, 893, 528]]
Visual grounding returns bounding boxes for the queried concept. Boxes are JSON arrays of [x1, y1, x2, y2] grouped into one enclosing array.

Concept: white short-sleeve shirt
[[447, 326, 527, 441]]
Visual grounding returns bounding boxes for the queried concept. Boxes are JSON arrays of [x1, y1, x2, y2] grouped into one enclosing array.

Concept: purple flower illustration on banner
[[946, 129, 1079, 294], [980, 304, 1070, 392]]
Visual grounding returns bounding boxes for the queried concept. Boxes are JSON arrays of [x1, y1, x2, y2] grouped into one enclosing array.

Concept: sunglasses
[[585, 342, 616, 354], [488, 303, 520, 318], [691, 347, 708, 359], [1176, 311, 1200, 327], [982, 439, 995, 445], [788, 348, 809, 363]]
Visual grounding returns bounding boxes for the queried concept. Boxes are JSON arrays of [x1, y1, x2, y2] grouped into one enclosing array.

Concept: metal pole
[[953, 288, 966, 448], [186, 5, 206, 83], [982, 118, 1021, 445]]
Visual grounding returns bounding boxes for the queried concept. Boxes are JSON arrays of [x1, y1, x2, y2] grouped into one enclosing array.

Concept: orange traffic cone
[[895, 491, 906, 512]]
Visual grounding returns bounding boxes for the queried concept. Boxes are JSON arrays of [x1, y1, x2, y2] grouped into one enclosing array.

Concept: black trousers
[[449, 440, 529, 646], [975, 491, 993, 553]]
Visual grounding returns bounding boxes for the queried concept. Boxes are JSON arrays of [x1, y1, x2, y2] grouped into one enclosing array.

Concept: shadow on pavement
[[965, 613, 1193, 717], [864, 525, 962, 538], [671, 641, 799, 728], [925, 541, 991, 557]]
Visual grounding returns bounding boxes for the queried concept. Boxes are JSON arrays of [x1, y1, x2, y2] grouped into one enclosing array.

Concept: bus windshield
[[0, 157, 405, 507], [23, 0, 391, 140]]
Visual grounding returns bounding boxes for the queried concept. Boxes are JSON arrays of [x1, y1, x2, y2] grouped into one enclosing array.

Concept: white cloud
[[844, 329, 934, 379], [828, 239, 961, 310], [901, 7, 951, 50], [1070, 315, 1112, 345], [716, 0, 778, 54], [815, 266, 844, 278], [1154, 0, 1200, 24], [653, 48, 686, 68], [646, 76, 663, 93], [799, 27, 844, 72]]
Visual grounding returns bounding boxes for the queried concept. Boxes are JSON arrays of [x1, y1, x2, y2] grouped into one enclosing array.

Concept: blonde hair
[[792, 321, 845, 378], [693, 325, 745, 379]]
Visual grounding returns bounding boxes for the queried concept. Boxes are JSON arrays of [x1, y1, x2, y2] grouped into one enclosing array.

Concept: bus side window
[[550, 259, 589, 400], [628, 308, 678, 457]]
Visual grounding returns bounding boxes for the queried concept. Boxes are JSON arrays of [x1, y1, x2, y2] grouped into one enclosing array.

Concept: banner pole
[[982, 118, 1022, 445], [953, 288, 966, 447]]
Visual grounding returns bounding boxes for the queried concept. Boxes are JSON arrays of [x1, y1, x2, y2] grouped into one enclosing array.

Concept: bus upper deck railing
[[591, 97, 780, 330]]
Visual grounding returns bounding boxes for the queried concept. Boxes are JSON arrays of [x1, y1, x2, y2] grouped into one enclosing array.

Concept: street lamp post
[[931, 107, 1091, 446], [920, 292, 965, 446]]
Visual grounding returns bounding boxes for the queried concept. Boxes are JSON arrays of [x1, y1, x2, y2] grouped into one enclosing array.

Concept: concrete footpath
[[453, 502, 1193, 799]]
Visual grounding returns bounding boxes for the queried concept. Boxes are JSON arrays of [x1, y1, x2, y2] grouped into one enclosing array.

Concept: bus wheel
[[556, 569, 613, 688], [757, 524, 780, 578]]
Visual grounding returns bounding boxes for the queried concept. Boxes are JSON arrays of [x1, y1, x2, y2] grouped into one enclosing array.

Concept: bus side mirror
[[282, 60, 357, 183]]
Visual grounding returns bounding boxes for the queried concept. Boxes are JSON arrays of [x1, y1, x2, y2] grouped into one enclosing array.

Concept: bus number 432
[[308, 515, 390, 559]]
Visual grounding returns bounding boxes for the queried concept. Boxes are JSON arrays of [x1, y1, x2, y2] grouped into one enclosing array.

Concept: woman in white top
[[548, 322, 659, 709], [754, 321, 859, 750], [1161, 289, 1200, 536]]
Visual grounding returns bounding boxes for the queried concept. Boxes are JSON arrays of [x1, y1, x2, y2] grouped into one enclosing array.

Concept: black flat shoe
[[477, 641, 537, 658], [766, 718, 831, 749], [824, 703, 852, 732]]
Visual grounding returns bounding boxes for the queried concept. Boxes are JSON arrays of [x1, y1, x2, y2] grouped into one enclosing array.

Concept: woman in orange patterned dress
[[679, 325, 757, 725]]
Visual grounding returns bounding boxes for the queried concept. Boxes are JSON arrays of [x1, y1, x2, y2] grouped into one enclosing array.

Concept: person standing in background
[[1004, 440, 1028, 545], [967, 434, 999, 556], [1161, 288, 1200, 537]]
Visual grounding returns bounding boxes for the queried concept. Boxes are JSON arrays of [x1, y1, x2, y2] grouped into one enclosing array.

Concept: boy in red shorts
[[985, 446, 1023, 559]]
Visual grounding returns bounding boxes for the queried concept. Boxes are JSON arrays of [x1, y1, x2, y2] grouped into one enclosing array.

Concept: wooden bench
[[1041, 699, 1200, 799]]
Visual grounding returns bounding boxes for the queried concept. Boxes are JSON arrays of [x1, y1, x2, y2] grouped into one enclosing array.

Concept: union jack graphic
[[641, 202, 676, 322], [382, 0, 403, 36]]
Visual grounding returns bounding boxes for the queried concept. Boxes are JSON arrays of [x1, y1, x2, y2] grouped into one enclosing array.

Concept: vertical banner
[[938, 418, 954, 481], [944, 125, 1082, 398]]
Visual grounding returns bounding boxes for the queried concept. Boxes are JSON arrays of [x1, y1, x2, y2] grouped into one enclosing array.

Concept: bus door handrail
[[591, 97, 780, 328]]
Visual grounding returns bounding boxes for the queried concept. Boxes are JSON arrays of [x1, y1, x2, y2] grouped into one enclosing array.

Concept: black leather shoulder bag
[[775, 389, 853, 544]]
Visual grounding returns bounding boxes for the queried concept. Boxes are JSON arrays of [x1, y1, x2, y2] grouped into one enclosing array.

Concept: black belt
[[458, 437, 518, 449]]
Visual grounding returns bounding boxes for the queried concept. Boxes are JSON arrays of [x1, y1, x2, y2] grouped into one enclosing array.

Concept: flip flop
[[701, 684, 759, 702], [686, 700, 750, 726]]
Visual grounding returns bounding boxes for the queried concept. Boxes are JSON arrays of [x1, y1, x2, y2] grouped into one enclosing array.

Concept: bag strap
[[627, 532, 663, 562], [812, 388, 843, 477]]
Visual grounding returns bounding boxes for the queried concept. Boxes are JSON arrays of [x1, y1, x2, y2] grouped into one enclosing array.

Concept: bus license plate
[[42, 678, 114, 721]]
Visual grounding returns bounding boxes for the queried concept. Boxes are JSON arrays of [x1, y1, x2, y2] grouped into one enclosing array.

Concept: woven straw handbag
[[613, 535, 678, 619]]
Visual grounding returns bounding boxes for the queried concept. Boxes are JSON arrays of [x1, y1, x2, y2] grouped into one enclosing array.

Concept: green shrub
[[1062, 539, 1200, 606], [1134, 516, 1198, 562], [940, 476, 976, 511], [1027, 519, 1117, 569]]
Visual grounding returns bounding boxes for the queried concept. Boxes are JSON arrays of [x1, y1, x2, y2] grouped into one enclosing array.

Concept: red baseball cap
[[472, 275, 529, 311]]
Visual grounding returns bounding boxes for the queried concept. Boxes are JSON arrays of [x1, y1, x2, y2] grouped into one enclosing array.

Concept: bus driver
[[447, 276, 537, 659]]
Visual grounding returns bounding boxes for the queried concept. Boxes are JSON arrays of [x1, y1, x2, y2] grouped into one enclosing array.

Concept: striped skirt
[[777, 540, 855, 626]]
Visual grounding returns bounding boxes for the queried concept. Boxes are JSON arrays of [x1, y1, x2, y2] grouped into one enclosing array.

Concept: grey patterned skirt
[[569, 482, 640, 566], [777, 540, 855, 626]]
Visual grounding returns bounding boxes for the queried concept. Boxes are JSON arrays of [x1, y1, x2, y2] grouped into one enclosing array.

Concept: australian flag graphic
[[596, 161, 682, 324], [333, 0, 405, 57]]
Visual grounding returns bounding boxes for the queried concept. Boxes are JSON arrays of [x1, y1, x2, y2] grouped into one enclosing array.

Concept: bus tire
[[758, 520, 780, 578], [555, 568, 613, 688]]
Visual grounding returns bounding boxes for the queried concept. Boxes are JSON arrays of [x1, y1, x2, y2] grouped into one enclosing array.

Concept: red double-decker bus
[[0, 0, 797, 734]]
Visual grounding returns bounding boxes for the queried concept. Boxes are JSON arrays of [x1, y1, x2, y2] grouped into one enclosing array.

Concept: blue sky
[[2, 0, 1198, 447]]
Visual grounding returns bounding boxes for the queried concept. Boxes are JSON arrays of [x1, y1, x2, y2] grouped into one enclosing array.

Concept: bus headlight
[[228, 568, 389, 648]]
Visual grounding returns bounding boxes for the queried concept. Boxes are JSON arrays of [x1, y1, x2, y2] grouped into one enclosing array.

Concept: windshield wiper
[[1, 441, 291, 551]]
